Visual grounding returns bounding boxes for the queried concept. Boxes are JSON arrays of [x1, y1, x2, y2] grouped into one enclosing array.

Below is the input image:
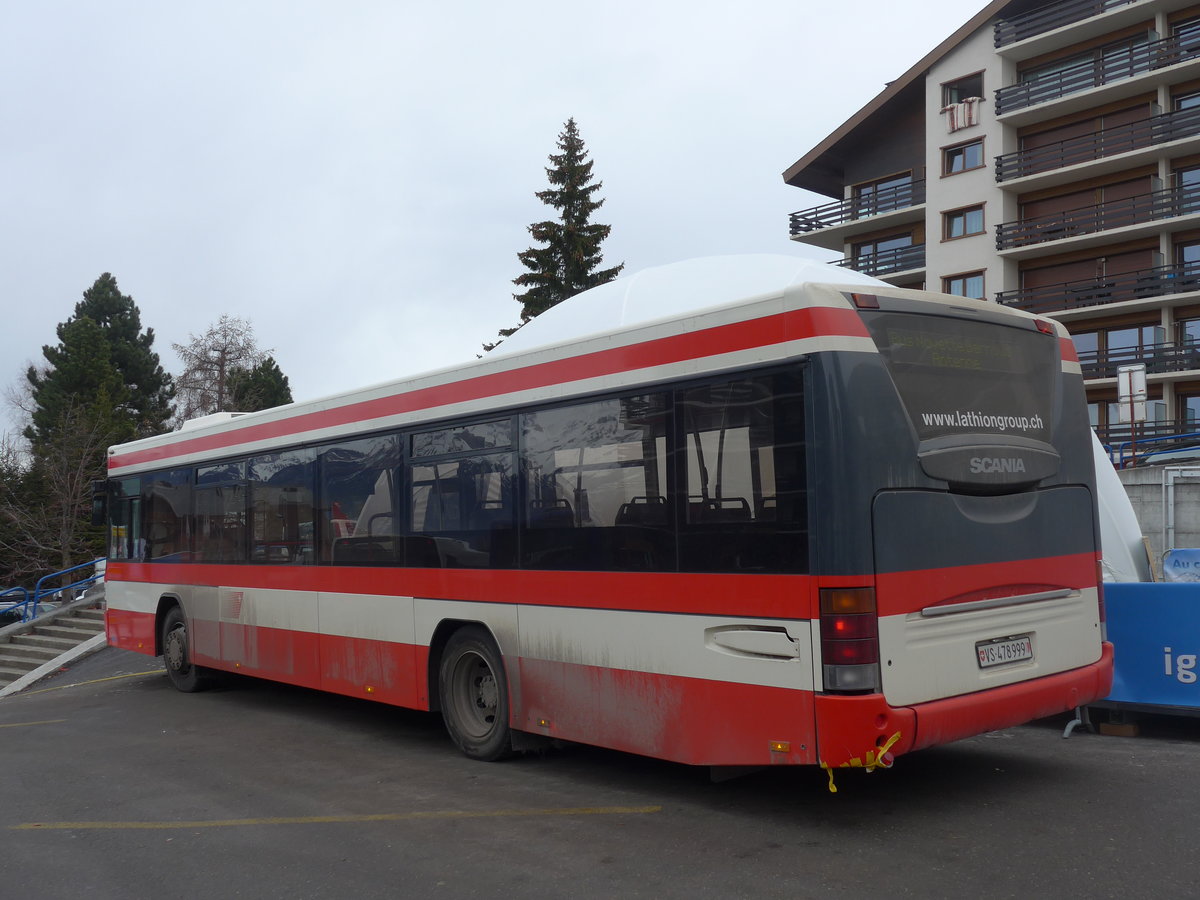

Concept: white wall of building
[[924, 19, 1017, 299]]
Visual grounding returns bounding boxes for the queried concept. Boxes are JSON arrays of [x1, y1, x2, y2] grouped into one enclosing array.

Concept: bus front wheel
[[438, 626, 513, 760], [161, 606, 211, 693]]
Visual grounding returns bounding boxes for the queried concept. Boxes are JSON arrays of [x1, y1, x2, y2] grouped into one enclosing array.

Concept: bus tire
[[438, 626, 513, 761], [161, 605, 211, 693]]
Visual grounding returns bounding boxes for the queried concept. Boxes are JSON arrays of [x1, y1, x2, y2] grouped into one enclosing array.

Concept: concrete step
[[11, 633, 80, 653], [56, 617, 104, 634], [0, 665, 29, 683], [73, 608, 105, 624], [0, 643, 58, 663], [33, 624, 100, 641], [0, 653, 41, 673]]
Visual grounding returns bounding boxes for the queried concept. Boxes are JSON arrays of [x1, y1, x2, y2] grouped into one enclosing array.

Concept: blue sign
[[1104, 582, 1200, 708], [1162, 549, 1200, 583]]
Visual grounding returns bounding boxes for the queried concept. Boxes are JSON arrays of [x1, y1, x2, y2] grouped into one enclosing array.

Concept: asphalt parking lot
[[3, 646, 1198, 899]]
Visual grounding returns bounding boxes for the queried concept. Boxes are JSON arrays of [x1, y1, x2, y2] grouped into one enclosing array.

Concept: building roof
[[782, 0, 1017, 197]]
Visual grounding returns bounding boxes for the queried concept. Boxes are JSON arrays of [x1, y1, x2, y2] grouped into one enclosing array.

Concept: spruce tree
[[227, 356, 294, 411], [25, 317, 131, 449], [26, 273, 174, 445], [488, 119, 623, 349]]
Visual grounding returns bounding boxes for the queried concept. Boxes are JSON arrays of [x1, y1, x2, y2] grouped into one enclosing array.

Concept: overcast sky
[[1, 0, 975, 431]]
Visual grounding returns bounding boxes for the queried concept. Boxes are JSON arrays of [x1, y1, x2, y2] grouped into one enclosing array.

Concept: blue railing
[[0, 559, 104, 625], [1115, 430, 1200, 468], [0, 587, 31, 626]]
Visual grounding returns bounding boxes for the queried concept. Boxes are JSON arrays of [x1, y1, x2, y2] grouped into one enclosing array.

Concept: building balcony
[[994, 0, 1140, 51], [1079, 340, 1200, 379], [995, 182, 1200, 252], [787, 181, 925, 251], [995, 105, 1200, 183], [996, 262, 1200, 314], [995, 30, 1200, 118], [834, 244, 925, 280]]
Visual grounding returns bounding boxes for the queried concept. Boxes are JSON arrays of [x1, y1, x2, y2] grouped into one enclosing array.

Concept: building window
[[943, 139, 984, 175], [942, 271, 985, 299], [1175, 91, 1200, 111], [1079, 325, 1161, 371], [1179, 317, 1200, 345], [852, 233, 915, 274], [1183, 395, 1200, 426], [1072, 331, 1099, 358], [852, 172, 913, 216], [1176, 166, 1200, 215], [942, 73, 983, 106], [943, 205, 985, 239]]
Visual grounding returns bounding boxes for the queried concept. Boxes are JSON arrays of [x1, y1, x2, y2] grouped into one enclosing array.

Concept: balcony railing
[[995, 30, 1200, 115], [788, 180, 925, 235], [1079, 341, 1200, 379], [995, 262, 1200, 312], [994, 0, 1138, 49], [995, 182, 1200, 251], [834, 244, 925, 277], [995, 105, 1200, 182]]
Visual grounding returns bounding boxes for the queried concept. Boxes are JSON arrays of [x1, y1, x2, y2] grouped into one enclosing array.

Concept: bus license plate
[[976, 635, 1033, 669]]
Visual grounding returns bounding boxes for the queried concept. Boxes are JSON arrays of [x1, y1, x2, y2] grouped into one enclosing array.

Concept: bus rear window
[[861, 312, 1056, 445]]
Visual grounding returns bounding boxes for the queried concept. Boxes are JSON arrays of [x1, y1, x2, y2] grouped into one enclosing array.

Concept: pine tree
[[26, 273, 174, 442], [227, 356, 293, 411], [25, 312, 135, 450], [16, 274, 173, 574], [487, 119, 623, 349]]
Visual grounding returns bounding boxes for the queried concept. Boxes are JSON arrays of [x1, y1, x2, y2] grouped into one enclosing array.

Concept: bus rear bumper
[[906, 641, 1114, 752], [814, 642, 1113, 768]]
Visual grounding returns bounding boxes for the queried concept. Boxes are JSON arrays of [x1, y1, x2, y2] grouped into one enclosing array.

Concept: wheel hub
[[165, 628, 186, 671], [475, 672, 497, 712]]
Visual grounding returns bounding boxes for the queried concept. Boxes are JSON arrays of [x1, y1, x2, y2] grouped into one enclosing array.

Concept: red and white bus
[[101, 255, 1112, 778]]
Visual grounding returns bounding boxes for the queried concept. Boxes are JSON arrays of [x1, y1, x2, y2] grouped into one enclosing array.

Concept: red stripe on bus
[[107, 553, 1094, 621], [873, 552, 1098, 617], [105, 562, 813, 619], [105, 554, 1099, 624], [1059, 337, 1079, 363], [108, 306, 868, 470]]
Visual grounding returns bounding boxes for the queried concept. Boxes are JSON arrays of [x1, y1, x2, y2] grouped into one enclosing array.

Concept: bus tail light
[[820, 587, 881, 693]]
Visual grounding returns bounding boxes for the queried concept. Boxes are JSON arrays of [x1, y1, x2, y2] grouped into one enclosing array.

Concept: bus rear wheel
[[161, 605, 211, 693], [439, 626, 513, 760]]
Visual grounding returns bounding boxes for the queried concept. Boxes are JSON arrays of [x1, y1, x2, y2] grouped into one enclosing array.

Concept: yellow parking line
[[12, 806, 662, 831], [0, 719, 67, 729], [17, 671, 161, 696]]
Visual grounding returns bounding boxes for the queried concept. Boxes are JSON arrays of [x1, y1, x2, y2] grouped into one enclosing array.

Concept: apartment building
[[784, 0, 1200, 453]]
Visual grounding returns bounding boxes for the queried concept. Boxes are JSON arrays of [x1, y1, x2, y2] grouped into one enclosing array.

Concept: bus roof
[[491, 254, 886, 356], [102, 256, 947, 473]]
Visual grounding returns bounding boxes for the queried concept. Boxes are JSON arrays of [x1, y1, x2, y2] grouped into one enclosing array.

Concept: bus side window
[[195, 462, 247, 564], [317, 434, 400, 566], [108, 476, 143, 561], [249, 448, 316, 565], [678, 372, 808, 574], [520, 393, 672, 571], [142, 468, 192, 563], [407, 421, 516, 569]]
